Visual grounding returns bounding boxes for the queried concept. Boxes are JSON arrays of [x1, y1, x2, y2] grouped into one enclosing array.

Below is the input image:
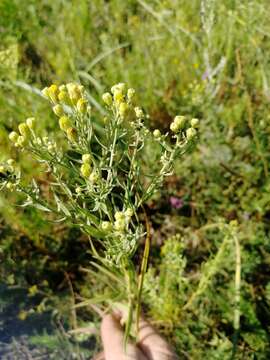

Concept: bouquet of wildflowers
[[0, 82, 199, 338]]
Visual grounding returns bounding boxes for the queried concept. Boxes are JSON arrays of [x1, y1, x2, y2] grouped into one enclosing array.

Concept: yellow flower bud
[[77, 98, 88, 114], [153, 129, 161, 138], [18, 123, 31, 138], [186, 127, 197, 140], [16, 135, 27, 147], [59, 85, 66, 91], [7, 159, 15, 166], [0, 166, 5, 173], [58, 90, 70, 105], [113, 89, 124, 104], [102, 92, 113, 106], [101, 221, 112, 231], [115, 211, 125, 220], [82, 153, 91, 163], [170, 121, 179, 133], [53, 104, 64, 117], [191, 118, 199, 128], [127, 88, 136, 102], [48, 84, 59, 103], [111, 83, 126, 94], [174, 115, 186, 129], [66, 83, 81, 104], [134, 107, 144, 119], [59, 116, 72, 131], [6, 182, 14, 190], [119, 102, 129, 118], [114, 219, 126, 231], [89, 171, 99, 183], [80, 163, 91, 177], [66, 127, 77, 142], [9, 131, 19, 143], [41, 87, 50, 98], [125, 208, 133, 218], [26, 117, 36, 129]]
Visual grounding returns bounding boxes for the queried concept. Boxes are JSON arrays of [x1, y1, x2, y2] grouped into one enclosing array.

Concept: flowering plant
[[0, 82, 199, 339]]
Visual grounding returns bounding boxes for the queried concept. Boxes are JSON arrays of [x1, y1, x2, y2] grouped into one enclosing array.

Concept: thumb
[[101, 313, 147, 360], [137, 318, 178, 360]]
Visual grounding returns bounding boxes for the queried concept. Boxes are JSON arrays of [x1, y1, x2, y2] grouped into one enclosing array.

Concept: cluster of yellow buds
[[102, 83, 140, 121], [113, 208, 133, 232], [80, 153, 92, 178], [42, 83, 90, 141], [170, 115, 199, 141], [8, 117, 36, 147], [0, 159, 19, 191], [170, 115, 186, 133]]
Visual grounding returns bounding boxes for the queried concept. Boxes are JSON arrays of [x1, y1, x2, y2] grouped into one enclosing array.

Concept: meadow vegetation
[[0, 0, 270, 358]]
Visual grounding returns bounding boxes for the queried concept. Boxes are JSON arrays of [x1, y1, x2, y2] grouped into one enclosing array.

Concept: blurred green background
[[1, 0, 270, 358]]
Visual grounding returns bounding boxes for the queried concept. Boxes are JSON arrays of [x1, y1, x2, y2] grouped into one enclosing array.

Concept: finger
[[92, 351, 105, 360], [137, 318, 179, 360], [101, 313, 147, 360]]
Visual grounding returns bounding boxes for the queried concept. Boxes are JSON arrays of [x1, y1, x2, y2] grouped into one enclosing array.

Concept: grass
[[1, 0, 270, 358]]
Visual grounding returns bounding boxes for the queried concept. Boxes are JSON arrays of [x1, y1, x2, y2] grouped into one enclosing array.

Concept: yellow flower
[[59, 116, 71, 131], [114, 219, 126, 231], [190, 118, 199, 128], [119, 102, 130, 118], [28, 284, 38, 297], [18, 123, 31, 138], [48, 84, 59, 103], [53, 104, 64, 117], [113, 89, 124, 104], [58, 90, 70, 105], [77, 98, 88, 114], [82, 153, 91, 163], [134, 107, 144, 119], [174, 115, 186, 129], [186, 127, 197, 140], [102, 92, 113, 106], [18, 310, 28, 321], [101, 221, 112, 231], [26, 117, 36, 129], [81, 163, 91, 177], [153, 129, 161, 138], [9, 131, 19, 143], [66, 127, 77, 142]]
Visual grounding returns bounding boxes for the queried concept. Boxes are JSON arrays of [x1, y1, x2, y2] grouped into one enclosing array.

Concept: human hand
[[93, 313, 178, 360]]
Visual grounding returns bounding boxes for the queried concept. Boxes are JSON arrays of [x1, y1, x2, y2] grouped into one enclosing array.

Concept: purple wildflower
[[169, 196, 184, 209]]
